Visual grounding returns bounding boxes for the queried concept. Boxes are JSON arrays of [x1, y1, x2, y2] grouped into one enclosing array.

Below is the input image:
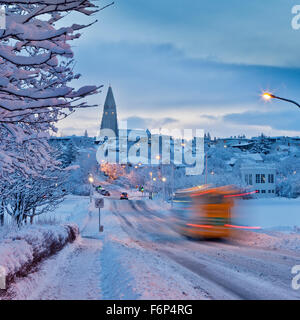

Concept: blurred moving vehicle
[[120, 192, 129, 200], [173, 185, 238, 239], [100, 189, 110, 196]]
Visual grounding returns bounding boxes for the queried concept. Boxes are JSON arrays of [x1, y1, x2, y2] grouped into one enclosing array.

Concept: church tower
[[100, 86, 119, 137]]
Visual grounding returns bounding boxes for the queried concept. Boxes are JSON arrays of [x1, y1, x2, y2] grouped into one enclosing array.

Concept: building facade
[[241, 164, 276, 197]]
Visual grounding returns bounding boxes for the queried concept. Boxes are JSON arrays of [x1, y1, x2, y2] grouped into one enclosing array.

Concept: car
[[95, 186, 103, 193], [120, 192, 128, 200], [101, 189, 110, 196]]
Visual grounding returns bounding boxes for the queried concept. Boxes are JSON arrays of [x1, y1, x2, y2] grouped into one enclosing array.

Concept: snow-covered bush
[[0, 223, 79, 288]]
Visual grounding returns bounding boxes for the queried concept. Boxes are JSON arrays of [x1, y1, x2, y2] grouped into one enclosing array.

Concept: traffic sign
[[95, 198, 104, 208]]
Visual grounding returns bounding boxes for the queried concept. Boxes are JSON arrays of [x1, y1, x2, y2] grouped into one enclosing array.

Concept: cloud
[[124, 116, 179, 129], [224, 108, 300, 132], [72, 0, 300, 68], [56, 1, 300, 138], [75, 41, 300, 110]]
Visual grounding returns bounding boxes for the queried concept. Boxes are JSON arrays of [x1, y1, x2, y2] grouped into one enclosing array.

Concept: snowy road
[[110, 200, 300, 300], [5, 196, 300, 300]]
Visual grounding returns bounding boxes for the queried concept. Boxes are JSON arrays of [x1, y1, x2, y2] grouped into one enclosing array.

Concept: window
[[272, 190, 275, 193], [268, 190, 271, 193], [256, 190, 260, 193], [245, 174, 249, 185], [268, 174, 274, 184], [256, 174, 260, 184], [249, 174, 253, 185], [262, 190, 266, 193], [261, 174, 266, 183]]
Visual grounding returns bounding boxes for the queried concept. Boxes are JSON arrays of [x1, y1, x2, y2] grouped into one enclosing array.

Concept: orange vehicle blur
[[173, 185, 238, 239]]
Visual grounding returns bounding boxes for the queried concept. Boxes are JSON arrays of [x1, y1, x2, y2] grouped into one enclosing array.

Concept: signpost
[[95, 198, 104, 232]]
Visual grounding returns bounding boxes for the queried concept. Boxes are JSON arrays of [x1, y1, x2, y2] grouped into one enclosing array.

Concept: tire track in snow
[[113, 200, 300, 299]]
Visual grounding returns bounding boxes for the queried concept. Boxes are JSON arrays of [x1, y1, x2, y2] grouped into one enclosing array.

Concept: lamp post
[[88, 174, 94, 203], [262, 92, 300, 109], [162, 177, 166, 201]]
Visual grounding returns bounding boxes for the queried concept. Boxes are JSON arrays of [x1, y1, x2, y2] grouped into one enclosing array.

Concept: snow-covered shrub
[[0, 224, 79, 288]]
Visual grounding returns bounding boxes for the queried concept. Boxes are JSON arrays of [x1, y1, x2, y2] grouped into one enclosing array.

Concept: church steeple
[[100, 86, 119, 137]]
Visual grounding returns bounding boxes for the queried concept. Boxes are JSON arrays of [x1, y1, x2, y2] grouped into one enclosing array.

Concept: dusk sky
[[57, 0, 300, 138]]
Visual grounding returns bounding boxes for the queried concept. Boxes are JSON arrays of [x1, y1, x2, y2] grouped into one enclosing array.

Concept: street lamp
[[162, 177, 167, 201], [88, 176, 94, 184], [88, 175, 94, 203], [262, 92, 300, 109]]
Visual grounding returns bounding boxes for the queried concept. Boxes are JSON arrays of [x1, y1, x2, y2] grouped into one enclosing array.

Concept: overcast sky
[[56, 0, 300, 138]]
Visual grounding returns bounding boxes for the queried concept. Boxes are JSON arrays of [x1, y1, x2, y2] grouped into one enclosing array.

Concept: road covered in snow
[[5, 195, 300, 300]]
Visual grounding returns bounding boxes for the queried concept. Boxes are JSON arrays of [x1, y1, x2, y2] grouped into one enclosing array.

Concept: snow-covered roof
[[226, 157, 237, 166], [240, 153, 263, 162], [241, 163, 276, 170]]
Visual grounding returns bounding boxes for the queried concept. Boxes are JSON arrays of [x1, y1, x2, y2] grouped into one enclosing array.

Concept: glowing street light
[[262, 92, 300, 109], [162, 177, 167, 182], [262, 92, 272, 101], [153, 177, 157, 181], [88, 176, 94, 184]]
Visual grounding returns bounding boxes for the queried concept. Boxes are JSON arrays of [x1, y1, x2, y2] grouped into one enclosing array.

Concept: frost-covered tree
[[249, 134, 272, 154], [276, 153, 300, 198], [58, 140, 78, 168], [67, 149, 98, 195], [0, 1, 111, 223], [2, 140, 71, 224], [0, 0, 106, 178]]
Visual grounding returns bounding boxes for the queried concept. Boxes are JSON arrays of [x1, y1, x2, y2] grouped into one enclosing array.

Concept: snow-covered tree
[[0, 0, 104, 178], [2, 140, 70, 224], [58, 140, 78, 168], [276, 153, 300, 198], [0, 1, 111, 223], [67, 149, 98, 195]]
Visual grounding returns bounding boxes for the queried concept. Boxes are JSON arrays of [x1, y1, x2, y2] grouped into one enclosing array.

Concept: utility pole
[[205, 152, 208, 184], [171, 163, 175, 208]]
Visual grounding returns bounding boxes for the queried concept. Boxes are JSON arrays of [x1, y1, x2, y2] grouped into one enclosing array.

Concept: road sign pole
[[99, 208, 101, 232], [95, 198, 104, 232]]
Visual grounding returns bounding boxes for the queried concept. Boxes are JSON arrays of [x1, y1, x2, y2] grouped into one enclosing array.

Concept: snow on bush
[[0, 224, 79, 288]]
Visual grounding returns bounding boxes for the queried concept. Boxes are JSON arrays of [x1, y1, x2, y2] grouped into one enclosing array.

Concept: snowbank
[[232, 229, 300, 252], [0, 224, 79, 289]]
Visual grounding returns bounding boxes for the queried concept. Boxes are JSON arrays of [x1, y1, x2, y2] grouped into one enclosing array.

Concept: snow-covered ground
[[2, 194, 300, 300], [234, 198, 300, 230]]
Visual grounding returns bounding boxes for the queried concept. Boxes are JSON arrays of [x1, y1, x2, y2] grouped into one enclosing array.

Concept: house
[[240, 163, 276, 197]]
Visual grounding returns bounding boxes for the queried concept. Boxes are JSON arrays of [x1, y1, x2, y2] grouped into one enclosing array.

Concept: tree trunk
[[30, 208, 36, 224]]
